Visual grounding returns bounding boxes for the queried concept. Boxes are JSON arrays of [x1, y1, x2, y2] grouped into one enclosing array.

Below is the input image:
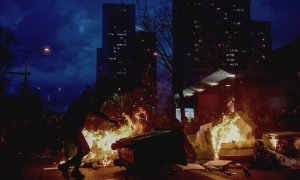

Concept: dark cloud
[[1, 0, 300, 111], [0, 0, 103, 108]]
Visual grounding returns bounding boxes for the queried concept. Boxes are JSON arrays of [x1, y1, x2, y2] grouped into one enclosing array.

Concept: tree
[[136, 0, 188, 121], [0, 26, 16, 94]]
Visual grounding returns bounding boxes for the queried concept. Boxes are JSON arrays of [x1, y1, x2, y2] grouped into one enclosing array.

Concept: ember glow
[[134, 106, 148, 121], [82, 108, 146, 166], [211, 113, 247, 159], [269, 134, 278, 150]]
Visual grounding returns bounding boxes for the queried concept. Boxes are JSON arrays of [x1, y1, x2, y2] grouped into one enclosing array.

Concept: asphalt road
[[5, 151, 298, 180], [21, 162, 218, 180], [19, 160, 300, 180]]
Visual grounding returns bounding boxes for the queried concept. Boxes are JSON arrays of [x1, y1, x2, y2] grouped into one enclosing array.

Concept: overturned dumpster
[[111, 128, 188, 171]]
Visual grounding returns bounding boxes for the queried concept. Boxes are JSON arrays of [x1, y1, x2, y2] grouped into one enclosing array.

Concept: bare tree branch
[[136, 0, 187, 120]]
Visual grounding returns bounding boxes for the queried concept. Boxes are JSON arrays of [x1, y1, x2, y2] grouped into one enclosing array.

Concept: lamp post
[[20, 47, 51, 94], [37, 86, 61, 112]]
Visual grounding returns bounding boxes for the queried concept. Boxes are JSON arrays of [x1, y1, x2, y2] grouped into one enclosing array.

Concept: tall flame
[[210, 97, 249, 159], [82, 108, 146, 166], [269, 134, 278, 150]]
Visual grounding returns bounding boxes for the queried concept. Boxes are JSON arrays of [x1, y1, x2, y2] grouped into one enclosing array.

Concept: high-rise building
[[135, 31, 157, 112], [250, 21, 272, 66], [219, 0, 251, 68], [96, 48, 104, 80], [97, 3, 157, 114], [173, 0, 251, 84], [98, 3, 135, 90]]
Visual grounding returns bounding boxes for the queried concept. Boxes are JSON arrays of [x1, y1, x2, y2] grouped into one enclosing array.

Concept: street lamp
[[37, 86, 61, 111], [20, 47, 51, 94]]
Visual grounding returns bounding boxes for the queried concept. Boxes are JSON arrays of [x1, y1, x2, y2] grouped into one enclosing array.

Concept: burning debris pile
[[81, 107, 146, 167], [195, 98, 256, 160], [254, 132, 300, 169], [211, 112, 256, 159]]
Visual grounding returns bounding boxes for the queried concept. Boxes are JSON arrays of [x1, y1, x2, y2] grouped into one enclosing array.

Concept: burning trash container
[[254, 132, 300, 169], [111, 128, 188, 171]]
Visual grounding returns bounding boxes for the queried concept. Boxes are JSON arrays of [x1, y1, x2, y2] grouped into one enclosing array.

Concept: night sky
[[1, 0, 300, 112]]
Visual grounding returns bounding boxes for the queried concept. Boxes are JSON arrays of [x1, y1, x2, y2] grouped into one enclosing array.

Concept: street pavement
[[20, 160, 300, 180], [21, 162, 218, 180], [13, 152, 300, 180]]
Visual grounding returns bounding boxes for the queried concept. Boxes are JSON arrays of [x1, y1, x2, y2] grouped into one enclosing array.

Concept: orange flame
[[269, 134, 278, 150], [211, 113, 247, 159], [134, 106, 148, 121], [82, 108, 146, 166]]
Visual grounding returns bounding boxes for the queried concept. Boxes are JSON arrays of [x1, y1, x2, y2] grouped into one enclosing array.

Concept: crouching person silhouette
[[58, 91, 118, 179]]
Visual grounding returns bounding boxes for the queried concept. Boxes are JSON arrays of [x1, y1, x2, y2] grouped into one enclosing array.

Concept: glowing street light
[[20, 47, 51, 94], [227, 74, 236, 78], [43, 47, 50, 52], [208, 82, 219, 86]]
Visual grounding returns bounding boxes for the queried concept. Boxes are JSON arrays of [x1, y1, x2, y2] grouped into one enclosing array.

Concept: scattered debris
[[204, 160, 232, 168], [254, 136, 300, 169], [178, 163, 205, 170]]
